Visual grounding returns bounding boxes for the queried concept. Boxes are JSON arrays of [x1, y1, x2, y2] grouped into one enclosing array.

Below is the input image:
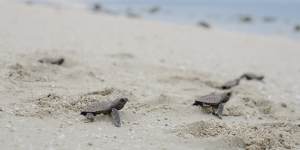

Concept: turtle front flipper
[[213, 103, 225, 119], [85, 112, 95, 122], [111, 108, 121, 127]]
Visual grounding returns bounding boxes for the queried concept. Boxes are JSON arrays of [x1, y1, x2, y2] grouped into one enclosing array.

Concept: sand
[[0, 1, 300, 150]]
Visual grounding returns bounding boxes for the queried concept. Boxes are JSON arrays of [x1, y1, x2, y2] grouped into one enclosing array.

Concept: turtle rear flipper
[[212, 103, 225, 119], [111, 108, 121, 127]]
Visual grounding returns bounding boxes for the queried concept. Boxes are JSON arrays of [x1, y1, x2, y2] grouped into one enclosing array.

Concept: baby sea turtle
[[197, 21, 211, 29], [240, 73, 264, 81], [193, 92, 232, 119], [80, 98, 128, 127], [38, 57, 64, 65], [218, 78, 240, 90]]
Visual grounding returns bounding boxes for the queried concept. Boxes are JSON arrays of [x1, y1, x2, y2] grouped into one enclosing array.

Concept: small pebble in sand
[[132, 122, 139, 125], [281, 103, 287, 108], [197, 21, 211, 29], [0, 107, 3, 111], [87, 142, 93, 146]]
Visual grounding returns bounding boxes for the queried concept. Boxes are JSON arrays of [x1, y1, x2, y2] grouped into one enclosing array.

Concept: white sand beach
[[0, 1, 300, 149]]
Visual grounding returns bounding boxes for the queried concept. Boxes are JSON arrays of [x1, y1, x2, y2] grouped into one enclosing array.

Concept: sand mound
[[237, 122, 299, 150], [8, 88, 134, 118], [176, 120, 299, 150], [6, 63, 47, 82], [176, 120, 229, 138], [221, 88, 293, 119], [221, 96, 273, 118]]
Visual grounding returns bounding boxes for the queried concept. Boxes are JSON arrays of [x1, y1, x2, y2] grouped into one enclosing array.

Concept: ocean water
[[22, 0, 300, 38]]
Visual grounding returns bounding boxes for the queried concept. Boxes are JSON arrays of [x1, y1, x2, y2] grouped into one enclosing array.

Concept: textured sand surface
[[0, 1, 300, 150]]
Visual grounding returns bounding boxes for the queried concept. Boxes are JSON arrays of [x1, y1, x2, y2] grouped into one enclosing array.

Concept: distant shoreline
[[22, 0, 300, 39]]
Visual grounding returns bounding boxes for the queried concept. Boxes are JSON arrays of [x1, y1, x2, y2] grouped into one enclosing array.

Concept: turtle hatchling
[[80, 98, 128, 127], [218, 78, 241, 90], [193, 92, 232, 119], [240, 73, 264, 81], [38, 57, 65, 65]]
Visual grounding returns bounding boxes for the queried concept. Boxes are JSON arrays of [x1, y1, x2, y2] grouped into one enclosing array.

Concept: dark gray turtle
[[92, 3, 102, 12], [239, 15, 252, 23], [80, 98, 128, 127], [38, 57, 64, 65], [240, 73, 264, 81], [295, 25, 300, 32], [197, 21, 211, 29], [193, 92, 232, 119], [148, 6, 161, 14], [218, 78, 241, 90]]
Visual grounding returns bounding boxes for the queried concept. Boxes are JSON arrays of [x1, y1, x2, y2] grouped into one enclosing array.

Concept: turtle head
[[115, 98, 128, 110], [119, 97, 128, 103], [222, 92, 232, 103], [257, 75, 264, 81]]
